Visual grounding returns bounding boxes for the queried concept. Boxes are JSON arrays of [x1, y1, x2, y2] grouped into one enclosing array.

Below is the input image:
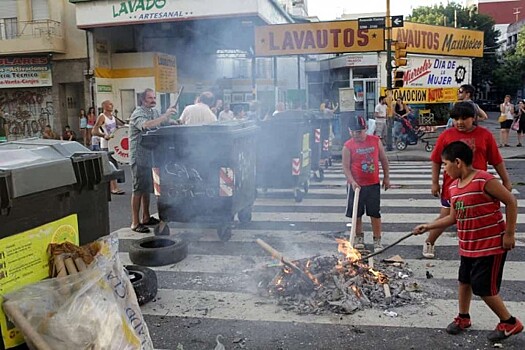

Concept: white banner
[[379, 53, 471, 88]]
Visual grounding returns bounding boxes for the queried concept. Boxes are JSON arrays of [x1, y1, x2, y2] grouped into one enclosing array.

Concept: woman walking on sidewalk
[[515, 100, 525, 147], [499, 95, 515, 147]]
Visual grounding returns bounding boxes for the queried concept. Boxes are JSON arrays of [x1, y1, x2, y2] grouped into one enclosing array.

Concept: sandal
[[111, 189, 125, 195], [142, 216, 161, 226], [131, 224, 150, 233]]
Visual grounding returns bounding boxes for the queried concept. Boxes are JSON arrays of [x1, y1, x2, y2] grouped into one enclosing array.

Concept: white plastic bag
[[366, 118, 376, 135], [2, 235, 153, 350]]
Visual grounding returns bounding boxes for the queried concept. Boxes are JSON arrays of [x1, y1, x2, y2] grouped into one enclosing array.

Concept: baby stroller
[[394, 116, 436, 152]]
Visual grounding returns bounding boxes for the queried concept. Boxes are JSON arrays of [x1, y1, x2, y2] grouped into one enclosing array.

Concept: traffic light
[[394, 41, 408, 67], [393, 69, 404, 89]]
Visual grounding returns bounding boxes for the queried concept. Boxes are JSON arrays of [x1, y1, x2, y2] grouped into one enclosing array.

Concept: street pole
[[385, 0, 394, 151]]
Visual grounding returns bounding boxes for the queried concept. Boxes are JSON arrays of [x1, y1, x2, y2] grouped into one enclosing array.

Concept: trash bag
[[2, 235, 153, 350]]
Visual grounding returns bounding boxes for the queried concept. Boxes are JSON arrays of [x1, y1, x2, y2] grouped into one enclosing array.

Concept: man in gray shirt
[[129, 88, 177, 233]]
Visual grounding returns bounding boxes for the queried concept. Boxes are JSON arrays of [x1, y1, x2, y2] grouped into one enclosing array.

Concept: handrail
[[0, 19, 63, 40]]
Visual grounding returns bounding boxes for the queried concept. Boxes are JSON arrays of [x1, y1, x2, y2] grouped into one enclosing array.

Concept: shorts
[[345, 183, 381, 218], [131, 163, 153, 194], [500, 120, 513, 129], [441, 198, 451, 208], [374, 119, 386, 138], [458, 253, 507, 297]]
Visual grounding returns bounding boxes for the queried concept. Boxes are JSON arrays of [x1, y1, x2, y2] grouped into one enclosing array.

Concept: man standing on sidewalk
[[374, 96, 387, 140], [128, 88, 177, 233]]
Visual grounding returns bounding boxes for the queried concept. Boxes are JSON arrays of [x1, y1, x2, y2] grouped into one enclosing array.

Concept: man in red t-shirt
[[342, 115, 390, 252], [422, 102, 512, 259]]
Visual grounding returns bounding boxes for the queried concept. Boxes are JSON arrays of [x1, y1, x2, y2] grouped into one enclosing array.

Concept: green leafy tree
[[493, 26, 525, 98], [408, 3, 499, 98]]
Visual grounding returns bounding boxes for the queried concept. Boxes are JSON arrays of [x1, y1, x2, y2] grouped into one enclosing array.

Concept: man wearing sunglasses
[[457, 84, 488, 121]]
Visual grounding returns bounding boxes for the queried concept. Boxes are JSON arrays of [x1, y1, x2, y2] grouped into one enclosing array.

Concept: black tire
[[217, 226, 232, 241], [396, 140, 407, 151], [294, 188, 304, 203], [129, 236, 188, 266], [125, 265, 158, 306], [425, 143, 434, 152], [153, 221, 170, 236], [238, 207, 252, 223]]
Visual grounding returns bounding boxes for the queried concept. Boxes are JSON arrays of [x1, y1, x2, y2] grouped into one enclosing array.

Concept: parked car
[[475, 99, 500, 112]]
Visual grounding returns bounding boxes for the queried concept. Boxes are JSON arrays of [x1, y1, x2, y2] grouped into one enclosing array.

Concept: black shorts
[[458, 253, 507, 297], [500, 120, 513, 129], [131, 163, 153, 194], [345, 183, 381, 218]]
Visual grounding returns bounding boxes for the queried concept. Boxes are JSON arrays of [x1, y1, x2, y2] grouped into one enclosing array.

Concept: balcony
[[0, 19, 65, 54]]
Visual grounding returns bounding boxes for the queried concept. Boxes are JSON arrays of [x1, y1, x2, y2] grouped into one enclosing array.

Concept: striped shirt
[[449, 170, 506, 258]]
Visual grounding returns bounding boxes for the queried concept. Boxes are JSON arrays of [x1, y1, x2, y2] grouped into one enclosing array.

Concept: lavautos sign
[[0, 56, 52, 88]]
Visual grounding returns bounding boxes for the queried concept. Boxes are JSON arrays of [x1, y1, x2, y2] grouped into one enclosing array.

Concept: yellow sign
[[0, 215, 79, 348], [380, 87, 459, 104], [393, 22, 484, 58], [255, 21, 384, 56], [155, 53, 178, 93]]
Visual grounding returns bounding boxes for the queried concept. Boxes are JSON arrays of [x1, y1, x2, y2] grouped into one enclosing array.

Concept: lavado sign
[[255, 21, 384, 56], [112, 0, 166, 18]]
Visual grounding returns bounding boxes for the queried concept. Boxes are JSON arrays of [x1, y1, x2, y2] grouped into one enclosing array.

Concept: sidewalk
[[386, 114, 525, 162]]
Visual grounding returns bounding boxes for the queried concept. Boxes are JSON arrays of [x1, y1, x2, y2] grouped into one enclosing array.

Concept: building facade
[[0, 0, 89, 140]]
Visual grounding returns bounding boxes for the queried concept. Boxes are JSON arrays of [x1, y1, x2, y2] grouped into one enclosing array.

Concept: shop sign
[[255, 20, 384, 56], [0, 215, 79, 348], [97, 84, 113, 92], [0, 56, 52, 88], [154, 53, 177, 93], [380, 54, 471, 88], [393, 22, 484, 58], [380, 87, 459, 104]]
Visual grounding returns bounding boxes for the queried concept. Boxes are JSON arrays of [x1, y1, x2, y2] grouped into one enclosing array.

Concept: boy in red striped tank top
[[413, 141, 522, 342]]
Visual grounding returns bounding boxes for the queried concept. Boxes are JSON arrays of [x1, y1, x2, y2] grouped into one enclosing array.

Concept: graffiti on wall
[[0, 88, 54, 139]]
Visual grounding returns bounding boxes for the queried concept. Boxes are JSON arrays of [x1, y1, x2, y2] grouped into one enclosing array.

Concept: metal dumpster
[[142, 120, 258, 242], [256, 111, 311, 202], [0, 138, 123, 350]]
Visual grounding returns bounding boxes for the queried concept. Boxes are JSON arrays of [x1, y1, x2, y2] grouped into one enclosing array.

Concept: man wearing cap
[[342, 115, 391, 252]]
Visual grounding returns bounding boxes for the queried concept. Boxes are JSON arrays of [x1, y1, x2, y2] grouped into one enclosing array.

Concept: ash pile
[[255, 239, 427, 315]]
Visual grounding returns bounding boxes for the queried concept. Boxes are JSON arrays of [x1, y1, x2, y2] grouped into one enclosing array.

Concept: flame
[[335, 238, 362, 262], [351, 285, 363, 298]]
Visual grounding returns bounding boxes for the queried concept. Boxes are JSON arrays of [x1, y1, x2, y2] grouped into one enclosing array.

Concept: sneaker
[[487, 318, 523, 342], [422, 242, 435, 259], [373, 238, 383, 252], [446, 316, 472, 335], [354, 235, 365, 250]]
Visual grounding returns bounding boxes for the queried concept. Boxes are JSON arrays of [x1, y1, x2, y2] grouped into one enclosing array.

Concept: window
[[1, 0, 17, 40], [0, 18, 18, 40], [32, 0, 50, 21]]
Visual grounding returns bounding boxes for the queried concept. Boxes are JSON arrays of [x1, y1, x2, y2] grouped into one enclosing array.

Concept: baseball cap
[[348, 115, 367, 131]]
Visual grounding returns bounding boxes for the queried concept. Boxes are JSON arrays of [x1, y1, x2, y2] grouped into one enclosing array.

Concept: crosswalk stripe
[[140, 289, 525, 331], [255, 198, 525, 207]]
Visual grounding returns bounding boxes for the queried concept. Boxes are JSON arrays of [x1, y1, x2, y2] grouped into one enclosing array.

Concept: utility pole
[[385, 0, 393, 151]]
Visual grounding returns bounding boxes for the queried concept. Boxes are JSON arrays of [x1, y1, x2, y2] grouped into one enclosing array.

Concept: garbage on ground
[[2, 235, 153, 350]]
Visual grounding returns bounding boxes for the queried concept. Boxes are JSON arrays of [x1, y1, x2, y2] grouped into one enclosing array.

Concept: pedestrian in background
[[374, 96, 387, 140], [60, 125, 76, 141], [42, 125, 57, 139], [342, 115, 390, 252], [79, 108, 88, 145], [457, 84, 488, 121], [92, 100, 125, 195], [86, 106, 97, 147], [515, 100, 525, 147], [129, 88, 177, 233], [218, 103, 234, 121], [499, 95, 515, 147], [180, 91, 217, 125], [413, 141, 522, 342], [422, 102, 511, 259]]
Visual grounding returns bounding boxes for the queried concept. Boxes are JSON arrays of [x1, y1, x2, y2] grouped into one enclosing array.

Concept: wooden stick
[[383, 283, 392, 305], [3, 302, 53, 350], [255, 239, 315, 288], [368, 256, 374, 269], [64, 257, 78, 275], [348, 187, 361, 248], [54, 256, 68, 278], [74, 257, 87, 272]]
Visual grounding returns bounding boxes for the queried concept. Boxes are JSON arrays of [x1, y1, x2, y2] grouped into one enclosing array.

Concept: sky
[[308, 0, 453, 20]]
